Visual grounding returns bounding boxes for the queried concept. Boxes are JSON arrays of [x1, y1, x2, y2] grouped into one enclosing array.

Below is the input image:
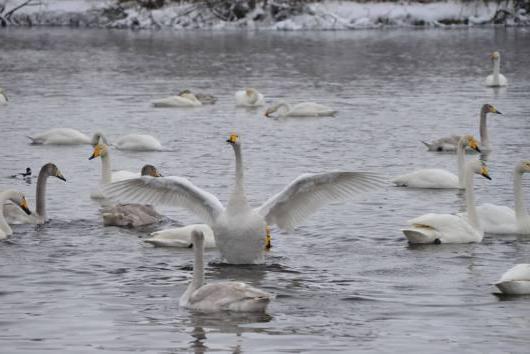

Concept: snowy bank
[[2, 0, 529, 29]]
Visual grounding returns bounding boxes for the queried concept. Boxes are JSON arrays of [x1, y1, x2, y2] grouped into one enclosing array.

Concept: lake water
[[1, 27, 530, 353]]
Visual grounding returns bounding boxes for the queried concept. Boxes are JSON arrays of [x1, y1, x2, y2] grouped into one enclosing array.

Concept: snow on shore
[[5, 0, 529, 29]]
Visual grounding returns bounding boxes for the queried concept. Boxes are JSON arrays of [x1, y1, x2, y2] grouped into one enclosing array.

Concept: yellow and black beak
[[89, 145, 101, 160], [56, 172, 67, 182], [226, 133, 239, 144], [481, 166, 492, 180], [264, 225, 272, 251], [468, 138, 481, 153], [19, 197, 31, 215]]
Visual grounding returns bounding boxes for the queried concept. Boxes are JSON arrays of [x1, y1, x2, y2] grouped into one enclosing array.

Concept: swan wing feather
[[499, 264, 530, 283], [257, 172, 385, 231], [190, 282, 272, 307], [408, 213, 480, 243]]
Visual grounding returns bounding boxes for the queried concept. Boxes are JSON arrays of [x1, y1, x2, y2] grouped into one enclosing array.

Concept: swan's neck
[[35, 167, 50, 219], [0, 191, 14, 235], [457, 139, 466, 188], [227, 144, 248, 211], [101, 153, 112, 185], [278, 103, 290, 115], [492, 58, 501, 84], [479, 107, 489, 150], [514, 170, 528, 222], [464, 167, 479, 229]]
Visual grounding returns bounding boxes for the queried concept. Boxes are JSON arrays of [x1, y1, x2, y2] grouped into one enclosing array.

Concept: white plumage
[[115, 134, 163, 151], [0, 190, 31, 240], [485, 51, 508, 87], [495, 264, 530, 295], [0, 88, 8, 105], [235, 88, 265, 107], [265, 102, 337, 118], [28, 128, 91, 145], [151, 91, 202, 107], [145, 224, 216, 248]]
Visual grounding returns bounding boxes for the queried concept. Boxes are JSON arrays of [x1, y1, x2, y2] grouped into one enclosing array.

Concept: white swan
[[495, 264, 530, 295], [115, 134, 163, 151], [485, 51, 508, 87], [401, 159, 491, 244], [0, 88, 8, 105], [4, 163, 66, 224], [470, 161, 530, 234], [265, 102, 337, 118], [393, 135, 480, 189], [0, 190, 31, 240], [179, 228, 273, 312], [145, 224, 216, 248], [88, 141, 138, 199], [422, 104, 502, 152], [151, 90, 202, 107], [28, 128, 91, 145], [235, 88, 265, 107], [104, 133, 384, 264]]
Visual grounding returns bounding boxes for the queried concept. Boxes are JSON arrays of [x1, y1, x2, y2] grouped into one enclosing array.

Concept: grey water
[[1, 27, 530, 353]]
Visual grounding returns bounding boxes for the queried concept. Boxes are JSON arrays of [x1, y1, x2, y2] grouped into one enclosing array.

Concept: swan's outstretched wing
[[256, 172, 385, 231], [103, 176, 224, 224]]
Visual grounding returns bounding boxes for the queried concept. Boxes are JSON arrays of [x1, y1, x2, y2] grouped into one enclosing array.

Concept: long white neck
[[100, 153, 112, 185], [514, 169, 528, 223], [181, 235, 205, 304], [479, 106, 489, 150], [492, 58, 501, 85], [456, 138, 466, 188], [464, 166, 479, 230], [35, 167, 50, 220], [227, 144, 248, 211], [0, 191, 15, 235]]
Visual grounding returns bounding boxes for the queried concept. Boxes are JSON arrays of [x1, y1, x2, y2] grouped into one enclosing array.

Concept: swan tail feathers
[[421, 141, 434, 150], [27, 136, 41, 145]]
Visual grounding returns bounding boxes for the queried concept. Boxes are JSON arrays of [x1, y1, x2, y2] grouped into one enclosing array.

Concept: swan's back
[[290, 102, 336, 116], [496, 264, 530, 295], [393, 169, 459, 189], [115, 134, 163, 151], [151, 95, 202, 107], [29, 128, 91, 145], [101, 204, 161, 227], [146, 224, 216, 248], [234, 90, 264, 107], [404, 213, 481, 243], [474, 203, 517, 234], [486, 74, 508, 87], [186, 281, 272, 312]]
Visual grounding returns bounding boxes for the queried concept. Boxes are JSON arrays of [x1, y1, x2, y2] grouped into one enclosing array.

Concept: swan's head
[[141, 164, 162, 177], [470, 160, 491, 180], [245, 88, 256, 96], [178, 89, 192, 96], [10, 192, 31, 215], [91, 132, 108, 147], [483, 104, 502, 115], [42, 163, 66, 181], [264, 104, 278, 118], [88, 143, 108, 160], [462, 135, 481, 153], [490, 51, 501, 60], [516, 161, 530, 174], [226, 132, 240, 146]]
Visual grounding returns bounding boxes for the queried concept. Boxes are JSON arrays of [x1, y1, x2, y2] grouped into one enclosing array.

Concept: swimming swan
[[104, 133, 385, 264], [495, 264, 530, 295], [145, 224, 216, 248], [4, 163, 66, 225], [235, 88, 265, 107], [0, 88, 8, 105], [101, 164, 163, 227], [485, 51, 508, 87], [265, 102, 337, 118], [179, 228, 273, 312], [115, 134, 163, 151], [422, 104, 502, 152], [471, 161, 530, 234], [401, 159, 491, 244], [0, 190, 31, 240], [28, 128, 92, 145], [393, 135, 480, 189], [152, 90, 203, 107]]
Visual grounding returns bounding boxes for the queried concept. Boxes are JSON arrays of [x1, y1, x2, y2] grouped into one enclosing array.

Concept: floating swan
[[401, 159, 491, 244], [4, 163, 66, 225], [235, 88, 265, 107], [495, 264, 530, 295], [265, 102, 337, 118], [115, 134, 163, 151], [104, 133, 384, 264], [422, 104, 502, 152], [393, 135, 480, 189], [191, 91, 217, 105], [28, 128, 91, 145], [0, 190, 31, 240], [179, 228, 273, 312], [101, 164, 164, 227], [0, 88, 8, 105], [485, 51, 508, 87], [151, 90, 203, 107], [145, 224, 216, 248], [470, 161, 530, 234]]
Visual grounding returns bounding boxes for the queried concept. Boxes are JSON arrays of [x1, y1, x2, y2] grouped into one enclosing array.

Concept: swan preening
[[0, 190, 31, 239], [422, 104, 502, 152], [495, 264, 530, 295], [145, 224, 216, 248], [151, 90, 203, 107], [264, 102, 337, 118], [101, 164, 163, 227], [179, 228, 273, 312], [28, 128, 92, 145], [4, 163, 66, 225], [401, 159, 491, 244], [104, 133, 385, 264], [486, 51, 508, 87], [235, 88, 265, 107], [0, 88, 8, 105], [394, 135, 480, 189], [472, 161, 530, 234]]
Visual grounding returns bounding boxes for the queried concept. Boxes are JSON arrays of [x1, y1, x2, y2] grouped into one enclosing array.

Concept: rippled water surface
[[1, 28, 530, 353]]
